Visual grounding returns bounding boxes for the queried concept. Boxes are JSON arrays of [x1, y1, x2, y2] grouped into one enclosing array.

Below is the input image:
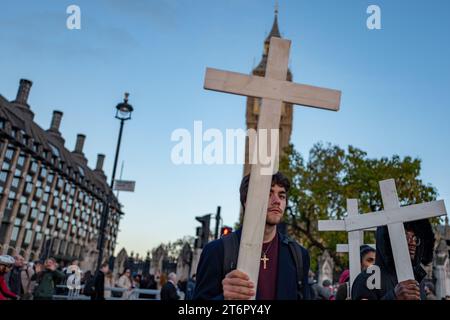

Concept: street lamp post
[[214, 206, 221, 240], [96, 93, 133, 271]]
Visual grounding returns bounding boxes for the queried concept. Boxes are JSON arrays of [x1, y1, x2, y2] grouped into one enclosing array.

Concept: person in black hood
[[351, 219, 435, 300]]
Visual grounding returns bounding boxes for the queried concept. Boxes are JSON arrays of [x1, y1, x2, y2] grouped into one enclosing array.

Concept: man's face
[[361, 251, 375, 270], [101, 265, 109, 273], [45, 259, 55, 269], [406, 230, 417, 260], [15, 256, 24, 267], [265, 184, 287, 226]]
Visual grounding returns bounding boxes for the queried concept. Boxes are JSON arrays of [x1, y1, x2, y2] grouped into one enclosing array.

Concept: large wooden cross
[[319, 179, 447, 285], [320, 199, 376, 289], [204, 37, 341, 296], [319, 199, 374, 288]]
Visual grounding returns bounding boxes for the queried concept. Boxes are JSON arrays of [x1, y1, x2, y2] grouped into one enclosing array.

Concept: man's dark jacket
[[160, 281, 180, 300], [352, 220, 435, 300], [91, 270, 105, 300], [7, 266, 23, 296], [32, 269, 65, 299], [193, 230, 311, 300]]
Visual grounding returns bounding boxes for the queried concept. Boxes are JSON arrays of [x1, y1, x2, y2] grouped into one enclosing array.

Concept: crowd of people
[[0, 171, 447, 301], [0, 249, 444, 301], [270, 243, 441, 301], [0, 255, 67, 300], [191, 172, 449, 301], [0, 254, 197, 301]]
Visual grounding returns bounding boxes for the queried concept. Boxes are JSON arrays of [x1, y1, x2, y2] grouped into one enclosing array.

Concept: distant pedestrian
[[21, 261, 36, 300], [117, 269, 132, 299], [133, 274, 141, 289], [322, 279, 335, 300], [139, 274, 158, 299], [185, 274, 196, 300], [104, 271, 114, 299], [0, 255, 17, 300], [31, 258, 65, 300], [90, 263, 109, 300], [6, 255, 25, 298], [129, 274, 142, 300], [335, 269, 350, 300], [160, 272, 180, 301], [159, 272, 167, 290], [28, 261, 43, 297]]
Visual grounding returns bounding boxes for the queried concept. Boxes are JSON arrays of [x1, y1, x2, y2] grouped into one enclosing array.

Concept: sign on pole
[[113, 180, 136, 192]]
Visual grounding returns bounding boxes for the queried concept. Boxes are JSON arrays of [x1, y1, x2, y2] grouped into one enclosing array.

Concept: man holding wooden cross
[[350, 179, 443, 300], [193, 21, 341, 299], [193, 172, 311, 300], [352, 219, 435, 300]]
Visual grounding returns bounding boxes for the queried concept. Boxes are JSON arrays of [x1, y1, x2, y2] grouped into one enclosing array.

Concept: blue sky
[[1, 0, 449, 256]]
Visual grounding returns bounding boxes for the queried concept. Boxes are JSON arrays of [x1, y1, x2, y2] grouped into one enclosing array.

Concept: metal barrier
[[53, 285, 160, 300]]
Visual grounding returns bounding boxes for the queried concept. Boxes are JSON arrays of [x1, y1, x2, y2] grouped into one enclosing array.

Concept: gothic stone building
[[0, 79, 122, 271]]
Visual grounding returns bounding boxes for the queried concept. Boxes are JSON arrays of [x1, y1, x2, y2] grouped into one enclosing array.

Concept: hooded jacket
[[351, 219, 435, 300], [7, 266, 23, 296]]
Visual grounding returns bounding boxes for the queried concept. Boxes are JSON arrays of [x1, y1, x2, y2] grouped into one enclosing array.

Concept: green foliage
[[279, 142, 438, 273], [161, 236, 195, 262]]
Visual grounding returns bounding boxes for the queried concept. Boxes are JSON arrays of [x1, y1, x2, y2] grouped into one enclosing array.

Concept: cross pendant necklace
[[261, 254, 269, 270], [261, 240, 274, 270]]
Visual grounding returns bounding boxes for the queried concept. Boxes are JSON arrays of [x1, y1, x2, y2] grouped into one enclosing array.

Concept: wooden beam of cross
[[319, 179, 447, 283], [336, 241, 376, 296], [336, 243, 377, 288], [336, 243, 376, 253], [335, 227, 376, 253], [319, 199, 374, 288], [346, 199, 364, 289], [336, 225, 376, 287], [204, 37, 341, 296]]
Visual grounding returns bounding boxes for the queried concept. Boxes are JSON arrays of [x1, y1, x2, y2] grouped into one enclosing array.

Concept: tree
[[161, 236, 195, 263], [279, 142, 439, 274]]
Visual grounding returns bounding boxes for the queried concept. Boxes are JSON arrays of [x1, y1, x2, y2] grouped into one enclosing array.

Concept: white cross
[[336, 243, 376, 253], [336, 223, 376, 289], [319, 179, 447, 284], [319, 199, 375, 288], [204, 37, 341, 295]]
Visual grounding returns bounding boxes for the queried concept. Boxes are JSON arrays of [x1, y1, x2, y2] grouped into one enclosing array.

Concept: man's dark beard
[[266, 218, 280, 227]]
